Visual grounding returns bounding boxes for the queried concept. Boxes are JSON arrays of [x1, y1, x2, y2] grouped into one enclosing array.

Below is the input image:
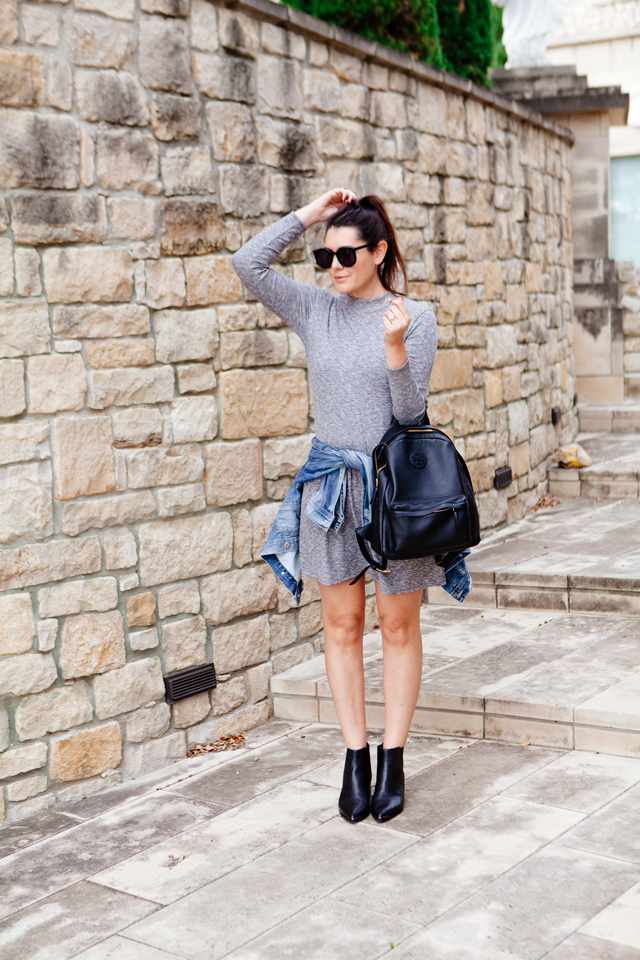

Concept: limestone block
[[194, 52, 254, 103], [0, 707, 8, 750], [370, 91, 406, 129], [0, 652, 57, 697], [48, 58, 73, 111], [269, 610, 296, 651], [219, 330, 287, 370], [251, 503, 280, 562], [0, 594, 35, 656], [509, 441, 530, 479], [185, 256, 243, 306], [298, 600, 322, 638], [270, 175, 324, 214], [107, 197, 156, 240], [217, 310, 261, 341], [43, 246, 132, 303], [263, 435, 313, 481], [53, 304, 149, 339], [14, 248, 41, 297], [49, 721, 122, 782], [15, 682, 93, 741], [161, 199, 224, 257], [314, 117, 374, 160], [302, 67, 339, 112], [530, 423, 555, 467], [0, 238, 12, 295], [158, 581, 200, 619], [0, 535, 101, 591], [219, 8, 258, 58], [161, 146, 215, 196], [62, 493, 156, 539], [52, 417, 115, 500], [60, 610, 126, 680], [204, 438, 262, 506], [170, 397, 217, 444], [139, 513, 233, 586], [0, 460, 52, 543], [75, 69, 148, 125], [232, 508, 252, 567], [86, 339, 155, 369], [506, 284, 528, 322], [123, 730, 185, 775], [37, 619, 57, 652], [5, 775, 47, 803], [256, 55, 302, 121], [191, 0, 218, 51], [484, 262, 503, 301], [39, 577, 118, 618], [219, 166, 270, 219], [125, 702, 170, 742], [143, 259, 186, 310], [127, 444, 203, 488], [111, 407, 162, 447], [429, 350, 473, 394], [157, 483, 205, 519], [0, 49, 44, 107], [0, 742, 47, 779], [0, 0, 17, 44], [209, 676, 247, 716], [127, 592, 156, 627], [0, 110, 79, 189], [104, 528, 137, 569], [141, 0, 188, 14], [0, 301, 50, 358], [161, 614, 207, 672], [0, 360, 26, 417], [96, 129, 159, 194], [508, 400, 530, 446], [75, 0, 134, 19], [151, 93, 200, 142], [219, 369, 308, 439], [0, 423, 49, 468], [201, 566, 278, 625], [361, 163, 405, 202], [177, 363, 216, 394], [271, 642, 314, 674], [139, 308, 219, 363], [139, 14, 191, 94], [211, 614, 269, 674], [405, 172, 439, 205], [484, 368, 503, 408], [260, 21, 304, 58], [451, 390, 484, 436], [27, 354, 86, 414], [206, 101, 255, 163], [256, 118, 315, 172], [89, 366, 175, 409], [172, 692, 210, 728], [486, 325, 518, 368], [66, 13, 133, 68], [94, 657, 165, 719]]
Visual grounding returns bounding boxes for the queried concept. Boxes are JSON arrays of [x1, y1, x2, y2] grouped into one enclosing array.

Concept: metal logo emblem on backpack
[[354, 412, 480, 574]]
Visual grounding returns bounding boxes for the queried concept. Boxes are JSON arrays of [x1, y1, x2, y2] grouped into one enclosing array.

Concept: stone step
[[578, 400, 640, 434], [549, 432, 640, 499], [271, 604, 640, 759]]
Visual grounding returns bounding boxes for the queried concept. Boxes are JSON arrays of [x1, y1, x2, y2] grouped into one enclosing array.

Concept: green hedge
[[285, 0, 504, 87]]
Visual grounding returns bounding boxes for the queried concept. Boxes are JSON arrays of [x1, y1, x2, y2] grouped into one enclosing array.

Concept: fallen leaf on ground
[[187, 733, 247, 757]]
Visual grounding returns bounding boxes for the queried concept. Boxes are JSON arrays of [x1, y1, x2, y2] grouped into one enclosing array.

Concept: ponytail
[[326, 195, 407, 296]]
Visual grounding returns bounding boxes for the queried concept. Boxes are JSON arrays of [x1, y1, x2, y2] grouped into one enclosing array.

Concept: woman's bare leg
[[319, 578, 367, 750], [375, 586, 423, 748]]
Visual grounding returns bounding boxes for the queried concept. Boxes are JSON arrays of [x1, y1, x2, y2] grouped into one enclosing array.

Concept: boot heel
[[339, 745, 371, 823], [371, 745, 404, 822]]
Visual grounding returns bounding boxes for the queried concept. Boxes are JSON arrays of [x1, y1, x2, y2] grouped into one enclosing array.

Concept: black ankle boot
[[338, 745, 371, 823], [371, 745, 404, 822]]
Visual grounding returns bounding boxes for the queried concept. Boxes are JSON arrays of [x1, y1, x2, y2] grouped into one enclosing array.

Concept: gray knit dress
[[232, 212, 445, 594]]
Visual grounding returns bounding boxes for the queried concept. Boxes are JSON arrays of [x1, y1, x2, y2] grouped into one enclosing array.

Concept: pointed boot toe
[[371, 745, 404, 823], [338, 745, 371, 823]]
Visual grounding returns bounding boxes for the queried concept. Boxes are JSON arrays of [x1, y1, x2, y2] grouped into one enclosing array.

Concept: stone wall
[[0, 0, 575, 822]]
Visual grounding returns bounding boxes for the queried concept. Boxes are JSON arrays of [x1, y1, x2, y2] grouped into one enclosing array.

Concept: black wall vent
[[494, 466, 513, 490], [164, 663, 217, 704], [551, 405, 562, 425]]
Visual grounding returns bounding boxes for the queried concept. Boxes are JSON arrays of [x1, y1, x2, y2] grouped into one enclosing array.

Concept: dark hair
[[326, 195, 407, 296]]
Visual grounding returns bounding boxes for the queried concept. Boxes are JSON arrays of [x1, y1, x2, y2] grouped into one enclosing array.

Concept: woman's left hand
[[383, 297, 411, 349]]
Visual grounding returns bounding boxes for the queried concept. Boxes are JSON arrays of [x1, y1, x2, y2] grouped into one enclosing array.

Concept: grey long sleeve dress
[[232, 212, 445, 594]]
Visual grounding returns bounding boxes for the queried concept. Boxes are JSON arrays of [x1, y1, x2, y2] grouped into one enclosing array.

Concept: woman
[[232, 188, 441, 824]]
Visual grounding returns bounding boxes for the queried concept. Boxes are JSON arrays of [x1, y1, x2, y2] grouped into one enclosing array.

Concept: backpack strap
[[354, 525, 390, 574]]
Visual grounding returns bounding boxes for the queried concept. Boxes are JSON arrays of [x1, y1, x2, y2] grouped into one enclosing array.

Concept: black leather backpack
[[354, 413, 480, 574]]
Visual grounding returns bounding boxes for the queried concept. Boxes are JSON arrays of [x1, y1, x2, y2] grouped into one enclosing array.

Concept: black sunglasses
[[313, 244, 369, 269]]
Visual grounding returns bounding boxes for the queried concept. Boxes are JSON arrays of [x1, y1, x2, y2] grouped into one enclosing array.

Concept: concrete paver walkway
[[2, 719, 640, 960]]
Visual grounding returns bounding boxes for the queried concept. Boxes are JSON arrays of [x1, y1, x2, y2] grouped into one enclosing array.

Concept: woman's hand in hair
[[296, 188, 356, 228], [383, 297, 411, 369]]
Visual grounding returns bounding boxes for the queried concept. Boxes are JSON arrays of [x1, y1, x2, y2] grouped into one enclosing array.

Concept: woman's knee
[[378, 611, 419, 648], [324, 608, 365, 647]]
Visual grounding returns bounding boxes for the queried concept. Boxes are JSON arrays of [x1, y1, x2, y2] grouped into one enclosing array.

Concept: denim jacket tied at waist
[[261, 437, 473, 605]]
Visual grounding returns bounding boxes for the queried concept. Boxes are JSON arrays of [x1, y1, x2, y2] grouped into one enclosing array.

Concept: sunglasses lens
[[336, 247, 357, 267], [313, 248, 333, 269]]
